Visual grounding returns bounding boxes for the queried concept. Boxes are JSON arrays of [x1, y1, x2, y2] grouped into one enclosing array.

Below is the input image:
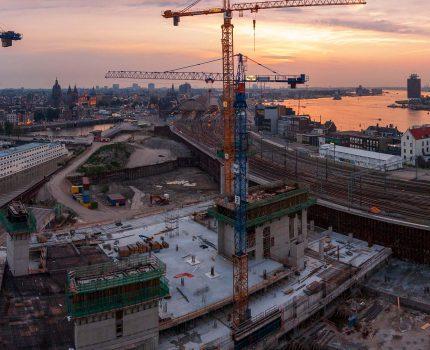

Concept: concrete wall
[[6, 232, 30, 276], [218, 221, 235, 260], [309, 203, 430, 264], [217, 209, 308, 270], [67, 157, 197, 185], [74, 301, 159, 350], [154, 125, 221, 185]]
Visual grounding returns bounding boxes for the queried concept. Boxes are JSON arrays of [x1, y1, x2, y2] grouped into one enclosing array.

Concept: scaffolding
[[208, 199, 316, 229], [165, 209, 179, 237], [0, 209, 36, 234], [66, 254, 169, 318]]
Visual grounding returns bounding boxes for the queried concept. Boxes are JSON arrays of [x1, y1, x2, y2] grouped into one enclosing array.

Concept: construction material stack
[[71, 177, 98, 209]]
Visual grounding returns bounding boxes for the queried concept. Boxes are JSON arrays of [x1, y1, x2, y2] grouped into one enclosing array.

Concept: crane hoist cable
[[166, 54, 286, 76], [180, 0, 203, 13], [243, 55, 282, 75], [165, 57, 224, 72]]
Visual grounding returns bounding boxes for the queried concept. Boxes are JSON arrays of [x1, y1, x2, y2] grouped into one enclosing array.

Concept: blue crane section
[[232, 53, 250, 328], [1, 31, 22, 47]]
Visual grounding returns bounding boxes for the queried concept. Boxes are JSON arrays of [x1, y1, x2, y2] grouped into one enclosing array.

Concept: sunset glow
[[1, 0, 429, 88]]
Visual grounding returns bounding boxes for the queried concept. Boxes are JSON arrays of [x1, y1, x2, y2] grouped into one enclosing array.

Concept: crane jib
[[163, 0, 366, 19]]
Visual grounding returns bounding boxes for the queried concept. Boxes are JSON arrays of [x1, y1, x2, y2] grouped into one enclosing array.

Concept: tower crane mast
[[162, 0, 367, 332], [163, 0, 366, 198], [232, 53, 249, 328]]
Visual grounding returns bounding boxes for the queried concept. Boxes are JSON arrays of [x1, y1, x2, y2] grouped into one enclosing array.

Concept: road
[[46, 134, 138, 224]]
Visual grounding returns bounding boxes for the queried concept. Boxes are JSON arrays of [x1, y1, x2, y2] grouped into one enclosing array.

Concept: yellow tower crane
[[163, 0, 366, 332]]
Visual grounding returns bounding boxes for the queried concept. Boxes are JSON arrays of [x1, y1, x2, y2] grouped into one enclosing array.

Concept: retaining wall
[[67, 157, 197, 185]]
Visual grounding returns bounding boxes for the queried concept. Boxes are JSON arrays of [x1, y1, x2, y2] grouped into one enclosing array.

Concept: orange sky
[[1, 0, 429, 88]]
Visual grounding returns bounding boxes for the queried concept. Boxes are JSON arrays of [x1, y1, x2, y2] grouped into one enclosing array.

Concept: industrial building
[[0, 142, 68, 179], [278, 115, 336, 142], [320, 129, 401, 156], [401, 125, 430, 166], [319, 143, 403, 171]]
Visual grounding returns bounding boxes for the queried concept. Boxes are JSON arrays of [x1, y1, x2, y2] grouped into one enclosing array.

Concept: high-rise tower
[[407, 74, 421, 99]]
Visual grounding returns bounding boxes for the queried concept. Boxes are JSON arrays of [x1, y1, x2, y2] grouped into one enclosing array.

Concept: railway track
[[173, 124, 430, 225]]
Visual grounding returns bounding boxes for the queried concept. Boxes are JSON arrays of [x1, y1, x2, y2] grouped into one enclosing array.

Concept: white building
[[319, 144, 403, 171], [6, 113, 19, 125], [401, 125, 430, 166], [0, 142, 68, 179]]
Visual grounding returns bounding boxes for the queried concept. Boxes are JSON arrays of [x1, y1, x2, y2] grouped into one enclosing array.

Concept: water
[[283, 90, 430, 132], [30, 123, 114, 137]]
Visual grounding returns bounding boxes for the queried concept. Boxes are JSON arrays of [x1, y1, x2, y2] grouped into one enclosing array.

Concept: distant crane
[[0, 27, 22, 47], [106, 68, 307, 87], [162, 0, 367, 332]]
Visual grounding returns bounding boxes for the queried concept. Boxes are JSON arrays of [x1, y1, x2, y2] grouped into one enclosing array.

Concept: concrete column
[[6, 232, 30, 277], [301, 209, 308, 243], [319, 240, 324, 259], [220, 165, 225, 194], [217, 222, 226, 257], [309, 220, 315, 232], [255, 226, 264, 260], [293, 215, 299, 239]]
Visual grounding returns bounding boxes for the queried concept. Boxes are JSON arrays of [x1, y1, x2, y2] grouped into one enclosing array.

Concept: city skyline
[[1, 0, 429, 88]]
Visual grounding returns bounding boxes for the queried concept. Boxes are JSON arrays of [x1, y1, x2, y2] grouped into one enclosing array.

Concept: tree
[[12, 125, 22, 138], [3, 122, 13, 135], [46, 108, 60, 121], [34, 110, 46, 122]]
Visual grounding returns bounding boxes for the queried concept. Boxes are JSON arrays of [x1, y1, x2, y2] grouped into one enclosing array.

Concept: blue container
[[82, 195, 91, 203]]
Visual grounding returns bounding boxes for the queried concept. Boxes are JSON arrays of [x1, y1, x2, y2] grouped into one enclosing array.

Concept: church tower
[[51, 78, 62, 107]]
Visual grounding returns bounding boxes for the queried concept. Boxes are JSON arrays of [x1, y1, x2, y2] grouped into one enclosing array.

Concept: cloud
[[261, 54, 295, 61], [318, 17, 430, 36], [1, 0, 429, 87]]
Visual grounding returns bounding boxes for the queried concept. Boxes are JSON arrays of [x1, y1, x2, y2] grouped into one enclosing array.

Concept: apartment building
[[402, 125, 430, 165], [0, 142, 68, 179]]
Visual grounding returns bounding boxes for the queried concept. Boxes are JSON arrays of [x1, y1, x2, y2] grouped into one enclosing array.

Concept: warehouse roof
[[107, 193, 126, 201], [0, 142, 62, 158], [320, 144, 401, 161]]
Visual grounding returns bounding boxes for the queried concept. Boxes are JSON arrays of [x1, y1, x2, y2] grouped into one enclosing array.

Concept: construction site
[[0, 186, 395, 349], [1, 0, 430, 349]]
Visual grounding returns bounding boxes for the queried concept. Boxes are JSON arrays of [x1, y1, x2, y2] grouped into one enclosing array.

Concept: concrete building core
[[209, 185, 315, 270], [0, 202, 36, 276], [66, 254, 169, 350]]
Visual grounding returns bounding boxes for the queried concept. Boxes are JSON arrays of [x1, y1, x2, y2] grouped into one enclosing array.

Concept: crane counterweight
[[0, 30, 22, 48]]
